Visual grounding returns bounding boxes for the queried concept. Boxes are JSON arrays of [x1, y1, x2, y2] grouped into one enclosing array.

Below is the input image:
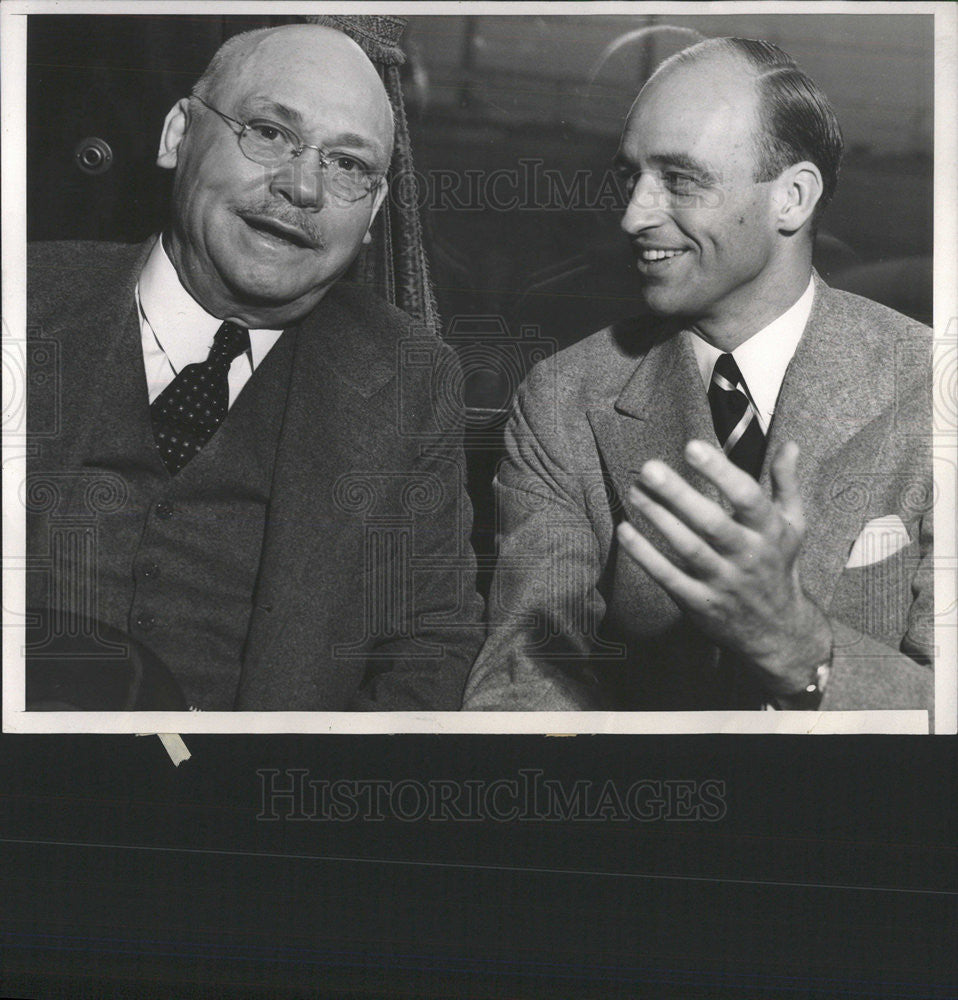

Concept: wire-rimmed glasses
[[192, 94, 385, 203]]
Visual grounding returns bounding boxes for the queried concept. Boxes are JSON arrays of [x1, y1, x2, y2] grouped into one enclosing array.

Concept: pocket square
[[845, 514, 912, 569]]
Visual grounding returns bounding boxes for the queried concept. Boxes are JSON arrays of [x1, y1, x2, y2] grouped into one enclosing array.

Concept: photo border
[[3, 0, 955, 736]]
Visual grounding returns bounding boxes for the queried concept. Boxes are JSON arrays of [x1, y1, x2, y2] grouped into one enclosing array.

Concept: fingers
[[682, 439, 774, 530], [770, 441, 805, 529], [625, 439, 806, 581], [618, 441, 811, 662], [634, 456, 748, 554], [627, 484, 727, 576], [616, 520, 712, 608]]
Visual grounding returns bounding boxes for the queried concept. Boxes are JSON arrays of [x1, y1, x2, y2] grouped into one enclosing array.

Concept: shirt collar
[[687, 277, 816, 430], [136, 236, 282, 371]]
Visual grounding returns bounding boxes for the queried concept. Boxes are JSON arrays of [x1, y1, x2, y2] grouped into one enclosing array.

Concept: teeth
[[641, 249, 683, 262]]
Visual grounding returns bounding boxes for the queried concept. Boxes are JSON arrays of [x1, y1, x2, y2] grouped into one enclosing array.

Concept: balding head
[[156, 23, 396, 328], [647, 37, 843, 214], [194, 25, 394, 163]]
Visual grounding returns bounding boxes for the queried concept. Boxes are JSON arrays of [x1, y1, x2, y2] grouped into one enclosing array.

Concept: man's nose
[[620, 172, 667, 235], [269, 150, 327, 210]]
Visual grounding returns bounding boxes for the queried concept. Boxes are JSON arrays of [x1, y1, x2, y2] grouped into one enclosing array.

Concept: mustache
[[235, 201, 326, 250]]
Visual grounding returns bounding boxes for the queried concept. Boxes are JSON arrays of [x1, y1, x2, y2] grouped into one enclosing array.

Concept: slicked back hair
[[652, 37, 845, 216]]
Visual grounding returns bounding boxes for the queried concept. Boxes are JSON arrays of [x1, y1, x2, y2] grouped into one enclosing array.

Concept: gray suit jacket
[[464, 276, 933, 712], [27, 239, 484, 710]]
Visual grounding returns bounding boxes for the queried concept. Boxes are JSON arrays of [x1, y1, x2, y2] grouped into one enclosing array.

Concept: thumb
[[770, 441, 805, 529]]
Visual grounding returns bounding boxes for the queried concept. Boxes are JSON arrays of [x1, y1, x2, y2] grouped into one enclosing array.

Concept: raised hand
[[616, 438, 831, 697]]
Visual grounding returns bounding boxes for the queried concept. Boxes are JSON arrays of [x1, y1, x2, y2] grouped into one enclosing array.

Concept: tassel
[[302, 14, 441, 340]]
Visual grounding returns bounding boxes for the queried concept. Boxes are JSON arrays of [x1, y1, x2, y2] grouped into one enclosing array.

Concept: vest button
[[155, 501, 174, 520], [135, 613, 156, 631], [142, 562, 160, 579]]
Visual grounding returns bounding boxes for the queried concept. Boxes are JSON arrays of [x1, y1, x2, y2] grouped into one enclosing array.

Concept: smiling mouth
[[241, 214, 317, 249], [636, 248, 688, 265]]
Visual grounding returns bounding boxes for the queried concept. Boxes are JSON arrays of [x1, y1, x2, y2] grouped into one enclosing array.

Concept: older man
[[27, 25, 482, 711], [464, 37, 933, 712]]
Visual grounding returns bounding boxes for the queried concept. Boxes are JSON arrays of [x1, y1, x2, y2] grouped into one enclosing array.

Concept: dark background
[[6, 12, 955, 999]]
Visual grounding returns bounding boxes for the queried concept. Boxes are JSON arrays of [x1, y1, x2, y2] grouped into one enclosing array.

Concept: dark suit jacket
[[463, 275, 934, 712], [27, 239, 484, 710]]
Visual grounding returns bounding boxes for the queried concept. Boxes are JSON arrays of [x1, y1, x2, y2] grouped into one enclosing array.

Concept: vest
[[44, 320, 297, 709]]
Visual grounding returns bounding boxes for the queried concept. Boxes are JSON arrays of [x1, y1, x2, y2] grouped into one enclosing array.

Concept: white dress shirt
[[136, 238, 284, 405], [686, 277, 816, 434]]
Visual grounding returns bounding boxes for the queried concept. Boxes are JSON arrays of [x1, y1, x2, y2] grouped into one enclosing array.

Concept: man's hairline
[[621, 60, 773, 190], [642, 53, 777, 181], [192, 27, 396, 165]]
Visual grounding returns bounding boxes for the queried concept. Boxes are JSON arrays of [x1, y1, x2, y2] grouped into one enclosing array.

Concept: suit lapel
[[243, 287, 397, 668], [587, 326, 721, 518], [53, 240, 155, 470], [586, 326, 725, 674], [762, 275, 891, 608]]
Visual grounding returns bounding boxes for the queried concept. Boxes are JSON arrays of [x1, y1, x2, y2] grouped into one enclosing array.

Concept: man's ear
[[362, 176, 390, 244], [774, 160, 823, 234], [156, 98, 191, 170]]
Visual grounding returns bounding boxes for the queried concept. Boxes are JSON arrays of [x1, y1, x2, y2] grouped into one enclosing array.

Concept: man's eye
[[664, 172, 696, 193], [616, 170, 639, 195], [248, 122, 286, 143], [332, 155, 365, 175]]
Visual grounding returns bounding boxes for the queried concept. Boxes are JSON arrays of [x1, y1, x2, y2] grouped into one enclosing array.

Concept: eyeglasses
[[191, 94, 385, 203]]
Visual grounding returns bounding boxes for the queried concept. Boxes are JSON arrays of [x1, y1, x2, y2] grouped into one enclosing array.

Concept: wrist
[[771, 660, 831, 710], [763, 600, 833, 701]]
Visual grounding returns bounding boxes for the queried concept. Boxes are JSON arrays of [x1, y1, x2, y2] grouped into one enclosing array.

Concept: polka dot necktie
[[707, 353, 766, 481], [150, 321, 250, 475]]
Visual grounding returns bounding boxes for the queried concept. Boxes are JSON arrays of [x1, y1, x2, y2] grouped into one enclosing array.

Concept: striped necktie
[[707, 353, 766, 480], [150, 320, 250, 475], [706, 353, 769, 707]]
